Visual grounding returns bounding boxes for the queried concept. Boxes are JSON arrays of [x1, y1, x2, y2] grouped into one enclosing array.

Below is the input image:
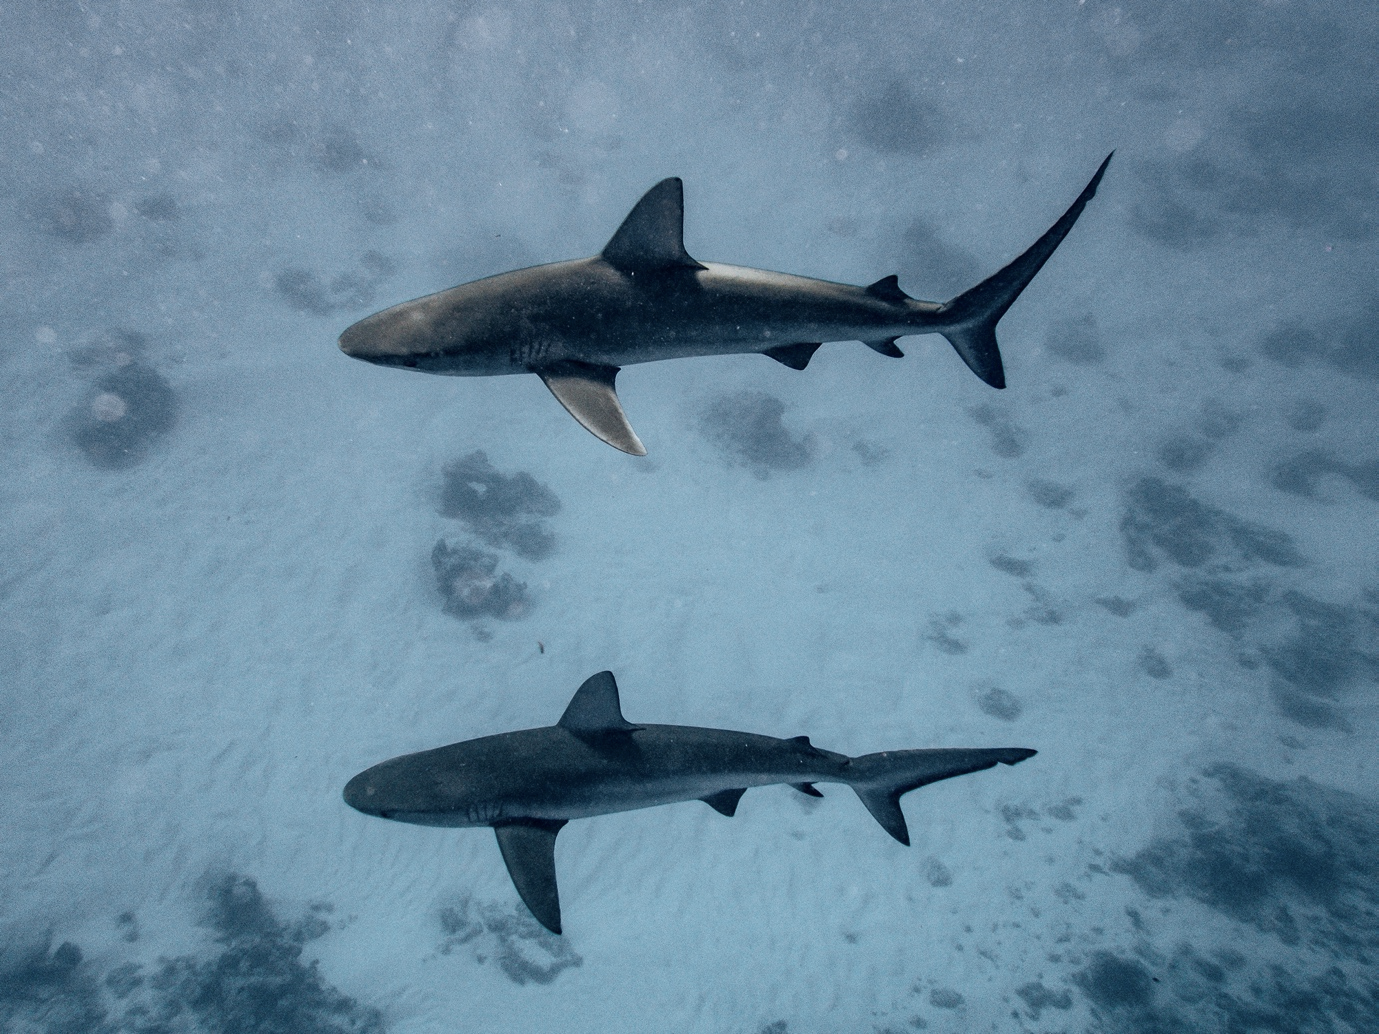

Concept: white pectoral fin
[[494, 819, 568, 934], [536, 361, 647, 456]]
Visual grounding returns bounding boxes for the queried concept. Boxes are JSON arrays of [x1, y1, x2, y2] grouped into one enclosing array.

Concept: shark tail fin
[[935, 153, 1112, 389], [846, 747, 1036, 846]]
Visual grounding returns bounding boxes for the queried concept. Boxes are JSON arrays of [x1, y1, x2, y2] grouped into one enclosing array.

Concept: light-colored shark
[[344, 671, 1035, 933], [339, 156, 1111, 456]]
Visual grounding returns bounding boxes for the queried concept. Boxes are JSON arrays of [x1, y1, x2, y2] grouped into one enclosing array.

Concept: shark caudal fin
[[936, 153, 1112, 389], [847, 747, 1036, 846]]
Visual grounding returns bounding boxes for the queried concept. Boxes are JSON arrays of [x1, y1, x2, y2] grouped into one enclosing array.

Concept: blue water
[[2, 2, 1377, 1031]]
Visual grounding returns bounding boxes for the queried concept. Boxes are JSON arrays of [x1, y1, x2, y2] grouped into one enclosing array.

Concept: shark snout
[[343, 771, 388, 816], [337, 320, 377, 360], [338, 317, 415, 367], [338, 301, 440, 368]]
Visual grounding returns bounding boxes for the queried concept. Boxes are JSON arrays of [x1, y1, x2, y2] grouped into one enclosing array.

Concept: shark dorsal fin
[[866, 274, 912, 303], [536, 361, 647, 456], [493, 819, 567, 934], [601, 178, 706, 274], [557, 671, 641, 735]]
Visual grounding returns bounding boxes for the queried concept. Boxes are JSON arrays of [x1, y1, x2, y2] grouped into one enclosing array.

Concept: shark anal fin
[[763, 342, 822, 371], [601, 178, 706, 274], [493, 819, 568, 934], [864, 337, 905, 359], [792, 782, 824, 798], [865, 274, 912, 303], [701, 787, 747, 817], [536, 361, 647, 456], [558, 671, 641, 735]]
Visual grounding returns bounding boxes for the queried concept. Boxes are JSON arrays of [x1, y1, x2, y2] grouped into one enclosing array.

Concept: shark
[[344, 671, 1035, 933], [338, 155, 1112, 455]]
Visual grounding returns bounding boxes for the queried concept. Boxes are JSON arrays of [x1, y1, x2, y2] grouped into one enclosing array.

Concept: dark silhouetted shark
[[344, 671, 1035, 933], [339, 156, 1112, 455]]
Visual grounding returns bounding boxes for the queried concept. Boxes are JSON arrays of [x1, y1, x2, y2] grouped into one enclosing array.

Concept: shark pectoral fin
[[854, 787, 911, 846], [792, 782, 824, 798], [700, 788, 748, 817], [536, 361, 647, 456], [601, 177, 706, 273], [762, 342, 822, 371], [557, 671, 641, 735], [863, 337, 905, 359], [494, 819, 568, 935]]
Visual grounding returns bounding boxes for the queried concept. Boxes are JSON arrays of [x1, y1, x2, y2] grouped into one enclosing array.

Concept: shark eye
[[403, 358, 419, 368]]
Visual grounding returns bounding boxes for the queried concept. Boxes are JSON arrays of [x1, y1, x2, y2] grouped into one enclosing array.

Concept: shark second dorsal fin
[[493, 819, 568, 934], [536, 361, 647, 456], [601, 178, 706, 274], [865, 274, 912, 303], [557, 671, 641, 735]]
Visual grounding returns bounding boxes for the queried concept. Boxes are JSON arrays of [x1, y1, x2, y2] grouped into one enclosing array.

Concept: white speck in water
[[91, 393, 128, 422], [1164, 118, 1204, 153]]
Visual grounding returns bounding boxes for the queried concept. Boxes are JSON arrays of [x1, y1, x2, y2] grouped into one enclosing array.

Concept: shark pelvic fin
[[558, 671, 642, 735], [792, 782, 824, 798], [866, 275, 912, 303], [700, 787, 748, 816], [864, 337, 905, 358], [602, 178, 706, 274], [763, 341, 822, 370], [493, 819, 568, 934], [536, 361, 647, 456]]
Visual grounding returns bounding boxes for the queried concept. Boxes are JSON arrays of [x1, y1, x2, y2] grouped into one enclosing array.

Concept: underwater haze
[[2, 1, 1378, 1031]]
